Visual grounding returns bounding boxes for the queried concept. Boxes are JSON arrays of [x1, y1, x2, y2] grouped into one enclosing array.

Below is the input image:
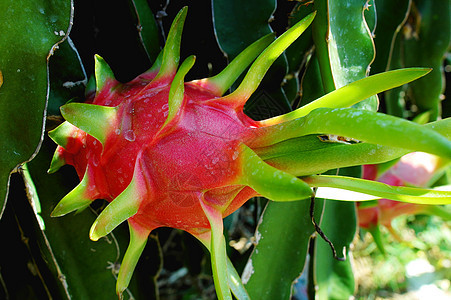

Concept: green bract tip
[[47, 147, 66, 174], [51, 167, 96, 217], [60, 103, 118, 146], [221, 11, 316, 108], [116, 222, 150, 298], [48, 121, 79, 149], [201, 33, 275, 96], [94, 54, 116, 94], [154, 7, 188, 80]]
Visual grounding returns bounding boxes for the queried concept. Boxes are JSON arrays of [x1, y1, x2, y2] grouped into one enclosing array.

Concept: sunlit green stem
[[304, 175, 451, 205], [367, 225, 386, 256]]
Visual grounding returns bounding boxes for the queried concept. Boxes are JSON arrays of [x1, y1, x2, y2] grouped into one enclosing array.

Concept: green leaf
[[403, 0, 451, 120], [370, 0, 411, 75], [223, 12, 316, 107], [0, 0, 73, 218], [128, 0, 161, 63], [259, 108, 451, 159], [47, 38, 87, 117], [244, 199, 323, 299], [257, 134, 408, 177], [313, 0, 378, 110]]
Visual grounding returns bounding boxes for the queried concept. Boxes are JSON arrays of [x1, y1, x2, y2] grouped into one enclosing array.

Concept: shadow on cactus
[[47, 7, 451, 299]]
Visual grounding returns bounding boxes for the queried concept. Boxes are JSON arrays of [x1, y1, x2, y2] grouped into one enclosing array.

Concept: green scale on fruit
[[48, 7, 451, 299]]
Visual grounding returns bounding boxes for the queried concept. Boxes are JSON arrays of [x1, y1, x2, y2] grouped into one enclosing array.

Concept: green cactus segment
[[94, 54, 117, 94], [90, 155, 149, 241], [48, 121, 79, 148], [220, 12, 316, 108], [254, 107, 451, 159], [60, 103, 118, 146], [48, 146, 66, 174], [162, 55, 196, 129], [303, 175, 451, 205], [51, 167, 96, 217], [199, 200, 232, 300], [116, 221, 151, 298], [201, 33, 275, 96], [154, 7, 188, 80], [262, 68, 431, 125], [239, 144, 313, 201]]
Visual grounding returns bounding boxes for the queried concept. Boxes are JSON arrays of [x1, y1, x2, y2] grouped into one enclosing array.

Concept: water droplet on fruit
[[124, 130, 136, 142], [232, 151, 239, 160], [115, 129, 121, 135], [92, 155, 99, 167]]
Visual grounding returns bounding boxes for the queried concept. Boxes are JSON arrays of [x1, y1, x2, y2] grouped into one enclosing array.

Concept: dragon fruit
[[47, 7, 451, 299], [358, 153, 451, 252]]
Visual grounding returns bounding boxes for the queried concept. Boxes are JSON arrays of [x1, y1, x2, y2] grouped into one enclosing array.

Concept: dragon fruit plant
[[44, 7, 451, 299], [358, 152, 451, 253]]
